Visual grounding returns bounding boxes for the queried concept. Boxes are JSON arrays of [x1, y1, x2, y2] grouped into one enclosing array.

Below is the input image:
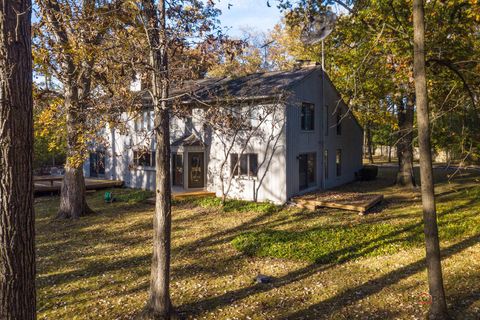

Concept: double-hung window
[[133, 150, 156, 168], [336, 109, 342, 135], [336, 149, 342, 177], [301, 103, 315, 131], [230, 153, 258, 178]]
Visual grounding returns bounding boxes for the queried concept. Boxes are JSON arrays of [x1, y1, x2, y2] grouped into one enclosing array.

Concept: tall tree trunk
[[141, 0, 172, 318], [0, 1, 36, 318], [57, 99, 93, 219], [396, 94, 416, 187], [413, 1, 449, 319]]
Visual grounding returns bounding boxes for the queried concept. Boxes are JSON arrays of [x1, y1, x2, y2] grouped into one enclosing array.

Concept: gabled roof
[[170, 65, 321, 103], [171, 133, 206, 147]]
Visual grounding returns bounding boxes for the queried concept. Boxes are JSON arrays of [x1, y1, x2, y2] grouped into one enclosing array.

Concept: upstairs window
[[301, 103, 315, 131], [325, 105, 329, 136], [133, 150, 156, 167], [230, 153, 258, 178], [336, 109, 342, 135]]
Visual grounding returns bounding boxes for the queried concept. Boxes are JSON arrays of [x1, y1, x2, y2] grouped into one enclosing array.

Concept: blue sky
[[216, 0, 283, 37]]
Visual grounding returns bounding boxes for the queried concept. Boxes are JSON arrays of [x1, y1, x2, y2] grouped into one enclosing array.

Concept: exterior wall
[[84, 106, 287, 204], [205, 104, 288, 204], [322, 74, 363, 189], [85, 68, 363, 204], [285, 69, 363, 198]]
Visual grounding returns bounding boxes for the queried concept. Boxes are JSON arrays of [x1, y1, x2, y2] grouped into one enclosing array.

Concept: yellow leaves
[[35, 98, 67, 153]]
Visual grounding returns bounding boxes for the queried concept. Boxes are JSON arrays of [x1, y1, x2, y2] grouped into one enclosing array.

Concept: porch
[[34, 176, 124, 195]]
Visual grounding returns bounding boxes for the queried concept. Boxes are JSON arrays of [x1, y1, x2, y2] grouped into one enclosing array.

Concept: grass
[[232, 187, 480, 264], [35, 166, 480, 319]]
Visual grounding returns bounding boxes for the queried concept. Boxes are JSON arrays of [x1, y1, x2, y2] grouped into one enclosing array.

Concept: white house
[[84, 63, 364, 204]]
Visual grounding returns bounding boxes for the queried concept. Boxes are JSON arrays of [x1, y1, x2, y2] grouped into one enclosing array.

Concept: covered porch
[[171, 133, 209, 192]]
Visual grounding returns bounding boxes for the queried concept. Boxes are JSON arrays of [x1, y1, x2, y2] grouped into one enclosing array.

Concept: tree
[[35, 0, 135, 219], [0, 0, 36, 318], [139, 0, 170, 317], [412, 0, 449, 318]]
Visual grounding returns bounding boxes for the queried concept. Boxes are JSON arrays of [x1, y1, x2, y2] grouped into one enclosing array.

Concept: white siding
[[86, 67, 363, 204]]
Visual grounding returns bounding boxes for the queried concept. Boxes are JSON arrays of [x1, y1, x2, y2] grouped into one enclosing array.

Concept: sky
[[215, 0, 284, 37]]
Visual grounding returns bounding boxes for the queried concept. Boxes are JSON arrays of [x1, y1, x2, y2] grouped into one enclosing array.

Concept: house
[[84, 63, 364, 204]]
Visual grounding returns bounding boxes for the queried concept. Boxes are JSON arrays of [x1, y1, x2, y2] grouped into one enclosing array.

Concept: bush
[[108, 189, 154, 204], [357, 165, 378, 181], [174, 196, 279, 214]]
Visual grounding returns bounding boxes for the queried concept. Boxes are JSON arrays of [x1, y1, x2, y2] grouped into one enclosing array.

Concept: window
[[249, 154, 258, 176], [336, 109, 342, 135], [172, 153, 183, 186], [230, 153, 258, 178], [301, 103, 315, 131], [134, 115, 142, 132], [325, 105, 329, 136], [146, 111, 152, 131], [324, 149, 329, 180], [134, 111, 153, 132], [299, 153, 316, 190], [133, 150, 155, 167], [336, 149, 342, 177]]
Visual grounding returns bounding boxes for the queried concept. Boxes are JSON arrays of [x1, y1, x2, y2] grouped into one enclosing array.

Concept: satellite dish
[[300, 10, 337, 45]]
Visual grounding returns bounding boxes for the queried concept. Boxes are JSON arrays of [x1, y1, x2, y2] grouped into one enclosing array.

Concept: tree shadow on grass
[[178, 233, 479, 319], [177, 193, 480, 318], [284, 233, 480, 319]]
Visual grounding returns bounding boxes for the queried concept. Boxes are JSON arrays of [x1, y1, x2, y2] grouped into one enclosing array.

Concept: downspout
[[321, 44, 326, 190]]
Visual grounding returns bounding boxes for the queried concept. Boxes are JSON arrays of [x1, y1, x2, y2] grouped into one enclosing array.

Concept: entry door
[[299, 153, 316, 191], [188, 152, 204, 188], [299, 154, 308, 190]]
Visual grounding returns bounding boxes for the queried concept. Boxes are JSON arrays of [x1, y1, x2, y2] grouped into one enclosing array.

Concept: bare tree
[[204, 100, 286, 204], [413, 0, 449, 318], [0, 0, 36, 318], [139, 0, 172, 318]]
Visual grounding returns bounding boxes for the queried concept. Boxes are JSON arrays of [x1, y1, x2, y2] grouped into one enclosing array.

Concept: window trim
[[299, 152, 316, 191], [133, 150, 156, 168], [336, 149, 342, 177], [300, 102, 315, 132], [325, 105, 329, 136], [324, 149, 329, 180], [230, 153, 258, 179]]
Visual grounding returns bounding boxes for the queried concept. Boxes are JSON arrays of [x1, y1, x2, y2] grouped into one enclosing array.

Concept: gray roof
[[171, 133, 206, 147], [170, 66, 321, 103]]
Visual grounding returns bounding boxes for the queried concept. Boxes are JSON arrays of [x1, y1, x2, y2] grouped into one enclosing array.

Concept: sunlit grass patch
[[232, 186, 480, 264], [35, 167, 480, 319]]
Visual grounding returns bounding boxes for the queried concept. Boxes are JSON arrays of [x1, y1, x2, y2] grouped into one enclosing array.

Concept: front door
[[188, 152, 204, 188]]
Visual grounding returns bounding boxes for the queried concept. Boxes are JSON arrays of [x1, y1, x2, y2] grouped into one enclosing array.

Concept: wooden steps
[[293, 193, 384, 215]]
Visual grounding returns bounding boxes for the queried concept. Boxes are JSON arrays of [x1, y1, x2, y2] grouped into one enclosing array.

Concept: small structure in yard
[[293, 191, 384, 215], [34, 177, 123, 195]]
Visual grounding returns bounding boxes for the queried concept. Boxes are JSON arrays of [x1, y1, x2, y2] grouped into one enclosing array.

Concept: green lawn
[[35, 167, 480, 319]]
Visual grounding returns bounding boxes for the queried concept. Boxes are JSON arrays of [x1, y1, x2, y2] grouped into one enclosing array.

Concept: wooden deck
[[292, 191, 384, 215], [146, 189, 216, 204], [34, 177, 123, 195]]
